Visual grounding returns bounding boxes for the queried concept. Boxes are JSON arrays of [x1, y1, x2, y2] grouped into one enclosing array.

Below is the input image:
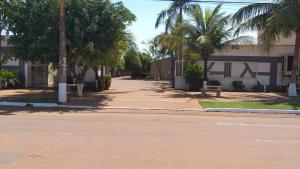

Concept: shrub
[[104, 75, 112, 90], [209, 80, 221, 86], [184, 63, 203, 91], [0, 70, 19, 89], [232, 81, 245, 91], [98, 75, 112, 91]]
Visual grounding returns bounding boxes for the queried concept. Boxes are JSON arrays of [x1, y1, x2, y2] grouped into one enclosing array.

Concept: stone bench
[[201, 85, 222, 97]]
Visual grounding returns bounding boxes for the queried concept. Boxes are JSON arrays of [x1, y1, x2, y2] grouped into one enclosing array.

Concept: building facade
[[174, 33, 297, 91]]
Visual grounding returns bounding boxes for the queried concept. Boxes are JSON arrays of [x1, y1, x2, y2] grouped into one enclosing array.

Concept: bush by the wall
[[209, 80, 221, 86], [98, 75, 112, 91], [232, 81, 245, 91], [104, 75, 112, 90], [0, 70, 19, 89], [184, 63, 203, 91]]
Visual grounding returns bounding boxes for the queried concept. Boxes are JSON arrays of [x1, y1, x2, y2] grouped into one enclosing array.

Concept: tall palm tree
[[58, 0, 67, 102], [156, 20, 192, 87], [155, 0, 195, 32], [232, 0, 300, 96], [187, 4, 252, 81]]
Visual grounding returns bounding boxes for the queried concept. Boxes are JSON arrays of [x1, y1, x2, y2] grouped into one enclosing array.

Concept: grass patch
[[200, 101, 300, 110]]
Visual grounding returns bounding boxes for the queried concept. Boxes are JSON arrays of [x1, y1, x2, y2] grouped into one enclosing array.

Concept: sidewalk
[[0, 77, 203, 111]]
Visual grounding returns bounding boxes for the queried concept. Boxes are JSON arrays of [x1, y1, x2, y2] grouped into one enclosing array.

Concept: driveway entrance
[[100, 77, 201, 110]]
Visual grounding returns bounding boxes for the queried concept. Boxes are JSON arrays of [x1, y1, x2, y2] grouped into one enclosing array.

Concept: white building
[[175, 33, 297, 91]]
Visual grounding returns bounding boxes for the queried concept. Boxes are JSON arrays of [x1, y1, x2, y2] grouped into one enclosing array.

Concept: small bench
[[201, 85, 222, 97]]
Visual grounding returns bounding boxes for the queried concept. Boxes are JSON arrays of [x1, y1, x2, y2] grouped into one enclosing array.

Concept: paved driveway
[[99, 77, 201, 110]]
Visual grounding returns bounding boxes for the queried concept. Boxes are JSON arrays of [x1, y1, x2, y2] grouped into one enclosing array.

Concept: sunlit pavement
[[0, 111, 299, 169]]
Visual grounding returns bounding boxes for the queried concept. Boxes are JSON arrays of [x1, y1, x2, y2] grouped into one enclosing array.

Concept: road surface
[[0, 111, 299, 169]]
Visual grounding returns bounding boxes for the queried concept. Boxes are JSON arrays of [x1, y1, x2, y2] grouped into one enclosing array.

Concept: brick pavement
[[99, 77, 202, 110]]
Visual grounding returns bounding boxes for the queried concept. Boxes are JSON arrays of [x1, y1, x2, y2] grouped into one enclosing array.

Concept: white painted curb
[[0, 102, 27, 107], [205, 108, 300, 114]]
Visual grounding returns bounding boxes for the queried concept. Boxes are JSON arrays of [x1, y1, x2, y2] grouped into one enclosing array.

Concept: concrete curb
[[97, 106, 204, 112], [204, 108, 300, 114], [1, 102, 300, 114]]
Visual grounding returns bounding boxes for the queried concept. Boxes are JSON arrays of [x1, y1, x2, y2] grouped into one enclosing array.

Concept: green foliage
[[186, 4, 252, 80], [232, 81, 245, 91], [104, 75, 112, 90], [111, 57, 125, 76], [66, 0, 135, 68], [184, 63, 203, 91], [98, 74, 112, 91], [124, 50, 152, 79], [6, 0, 59, 64], [124, 50, 142, 71], [232, 0, 300, 50], [0, 70, 19, 88], [209, 80, 221, 86], [124, 51, 152, 72], [139, 52, 152, 72], [0, 0, 8, 34], [6, 0, 135, 67], [155, 0, 195, 32]]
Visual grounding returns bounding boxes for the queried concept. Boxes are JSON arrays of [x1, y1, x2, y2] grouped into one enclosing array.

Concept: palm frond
[[232, 3, 276, 25]]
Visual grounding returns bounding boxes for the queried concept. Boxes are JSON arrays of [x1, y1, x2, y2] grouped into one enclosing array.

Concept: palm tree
[[155, 0, 195, 32], [156, 20, 192, 86], [187, 4, 252, 81], [232, 0, 300, 96], [58, 0, 67, 102]]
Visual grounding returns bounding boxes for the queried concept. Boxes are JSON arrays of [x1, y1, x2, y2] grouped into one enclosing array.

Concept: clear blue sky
[[112, 0, 260, 51]]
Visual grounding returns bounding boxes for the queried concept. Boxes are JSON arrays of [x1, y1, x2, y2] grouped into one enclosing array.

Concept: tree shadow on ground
[[0, 89, 114, 107], [0, 107, 99, 116]]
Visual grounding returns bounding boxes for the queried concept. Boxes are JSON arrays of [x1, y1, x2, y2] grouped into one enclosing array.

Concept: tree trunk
[[99, 65, 105, 91], [76, 66, 87, 97], [171, 53, 175, 88], [68, 63, 76, 83], [58, 0, 67, 102], [93, 66, 99, 91], [288, 28, 300, 96], [0, 30, 1, 90], [203, 55, 208, 82], [100, 65, 104, 77]]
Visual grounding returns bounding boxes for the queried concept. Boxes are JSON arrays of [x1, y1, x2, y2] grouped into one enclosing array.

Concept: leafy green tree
[[155, 20, 193, 86], [111, 56, 125, 76], [6, 0, 59, 64], [0, 0, 9, 65], [124, 50, 152, 78], [6, 0, 135, 96], [187, 4, 251, 81], [124, 50, 142, 71], [232, 0, 300, 96], [139, 52, 152, 72]]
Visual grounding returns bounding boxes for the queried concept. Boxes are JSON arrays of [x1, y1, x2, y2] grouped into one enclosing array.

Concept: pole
[[58, 0, 67, 103]]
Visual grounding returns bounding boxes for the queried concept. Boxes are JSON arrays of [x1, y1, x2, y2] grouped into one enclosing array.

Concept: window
[[224, 62, 232, 78], [287, 56, 293, 72]]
